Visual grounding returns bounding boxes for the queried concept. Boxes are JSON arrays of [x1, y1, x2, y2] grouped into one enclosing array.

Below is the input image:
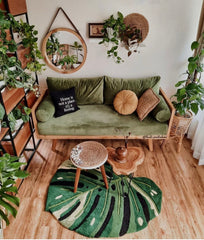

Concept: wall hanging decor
[[99, 12, 149, 63], [42, 7, 87, 74], [88, 23, 104, 38]]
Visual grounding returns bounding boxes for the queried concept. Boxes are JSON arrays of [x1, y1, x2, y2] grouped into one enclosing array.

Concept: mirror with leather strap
[[42, 27, 87, 74]]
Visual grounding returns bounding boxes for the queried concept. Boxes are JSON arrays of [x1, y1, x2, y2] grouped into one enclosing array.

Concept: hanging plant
[[99, 12, 145, 63]]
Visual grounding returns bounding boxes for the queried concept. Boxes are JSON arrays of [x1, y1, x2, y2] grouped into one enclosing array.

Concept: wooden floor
[[4, 137, 204, 239]]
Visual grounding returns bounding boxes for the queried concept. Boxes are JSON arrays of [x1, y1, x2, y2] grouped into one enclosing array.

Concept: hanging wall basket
[[124, 13, 149, 42]]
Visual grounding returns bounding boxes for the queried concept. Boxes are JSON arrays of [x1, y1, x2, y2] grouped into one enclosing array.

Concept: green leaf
[[191, 103, 198, 114], [1, 193, 19, 207], [0, 199, 17, 217], [191, 41, 199, 50], [0, 209, 9, 226], [175, 80, 186, 87], [188, 62, 197, 74], [14, 170, 29, 178]]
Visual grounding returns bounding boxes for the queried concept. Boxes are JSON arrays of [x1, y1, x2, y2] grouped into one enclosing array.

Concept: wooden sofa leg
[[52, 139, 57, 152], [148, 139, 153, 151]]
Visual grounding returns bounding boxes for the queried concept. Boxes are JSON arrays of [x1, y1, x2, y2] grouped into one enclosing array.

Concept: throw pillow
[[50, 87, 79, 118], [113, 90, 138, 115], [36, 95, 55, 122], [152, 95, 171, 122], [137, 88, 160, 121]]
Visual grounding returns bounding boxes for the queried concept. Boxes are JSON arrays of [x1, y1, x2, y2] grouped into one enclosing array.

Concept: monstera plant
[[0, 153, 29, 226]]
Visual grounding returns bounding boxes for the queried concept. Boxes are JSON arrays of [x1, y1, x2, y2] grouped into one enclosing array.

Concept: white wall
[[26, 0, 202, 96]]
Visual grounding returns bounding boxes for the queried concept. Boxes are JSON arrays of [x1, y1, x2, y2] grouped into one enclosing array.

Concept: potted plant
[[171, 34, 204, 137], [2, 105, 31, 135], [0, 9, 44, 92], [59, 55, 78, 69], [0, 153, 29, 234], [0, 104, 5, 133], [99, 12, 143, 63]]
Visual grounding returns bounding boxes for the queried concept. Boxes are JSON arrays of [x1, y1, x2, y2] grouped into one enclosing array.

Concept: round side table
[[70, 141, 109, 193]]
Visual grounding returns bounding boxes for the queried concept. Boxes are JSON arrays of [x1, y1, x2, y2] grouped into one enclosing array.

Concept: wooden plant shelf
[[1, 122, 31, 156], [26, 91, 37, 108], [0, 127, 9, 141], [1, 87, 25, 114]]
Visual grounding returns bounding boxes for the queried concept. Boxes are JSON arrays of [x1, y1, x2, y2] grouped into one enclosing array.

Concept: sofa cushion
[[104, 75, 161, 104], [36, 95, 55, 122], [47, 76, 104, 105], [37, 105, 168, 136], [152, 95, 171, 122], [137, 88, 160, 121], [50, 87, 79, 118], [113, 90, 138, 115]]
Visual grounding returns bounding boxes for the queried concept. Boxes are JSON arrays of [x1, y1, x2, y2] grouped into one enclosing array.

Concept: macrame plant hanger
[[46, 7, 86, 47]]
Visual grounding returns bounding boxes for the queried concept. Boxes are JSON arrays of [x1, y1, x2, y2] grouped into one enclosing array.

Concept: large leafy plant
[[172, 35, 204, 116], [0, 153, 29, 225], [99, 12, 142, 63]]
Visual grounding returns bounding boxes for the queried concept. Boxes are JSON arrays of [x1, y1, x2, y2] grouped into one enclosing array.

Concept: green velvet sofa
[[32, 76, 175, 151]]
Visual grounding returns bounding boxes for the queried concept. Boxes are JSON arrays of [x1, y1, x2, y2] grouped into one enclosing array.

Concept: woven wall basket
[[170, 111, 193, 137], [124, 13, 149, 42]]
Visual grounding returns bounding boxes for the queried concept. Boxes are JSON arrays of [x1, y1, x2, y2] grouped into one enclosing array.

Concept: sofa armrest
[[159, 88, 175, 139], [31, 88, 49, 138]]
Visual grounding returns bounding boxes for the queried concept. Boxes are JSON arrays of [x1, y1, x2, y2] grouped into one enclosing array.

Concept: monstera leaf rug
[[46, 160, 162, 238]]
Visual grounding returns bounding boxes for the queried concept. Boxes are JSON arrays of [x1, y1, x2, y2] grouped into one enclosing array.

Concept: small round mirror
[[42, 28, 87, 74]]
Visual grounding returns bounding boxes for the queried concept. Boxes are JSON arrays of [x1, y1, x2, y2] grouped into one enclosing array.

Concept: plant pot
[[170, 111, 193, 137]]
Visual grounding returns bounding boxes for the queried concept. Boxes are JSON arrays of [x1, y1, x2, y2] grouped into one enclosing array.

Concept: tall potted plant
[[171, 34, 204, 138]]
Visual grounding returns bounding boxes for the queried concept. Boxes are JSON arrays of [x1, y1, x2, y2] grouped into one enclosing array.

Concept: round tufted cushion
[[113, 90, 138, 115]]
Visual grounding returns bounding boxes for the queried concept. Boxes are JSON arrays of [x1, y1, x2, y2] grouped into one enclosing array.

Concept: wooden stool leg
[[148, 139, 153, 152], [100, 165, 109, 189], [74, 168, 81, 193]]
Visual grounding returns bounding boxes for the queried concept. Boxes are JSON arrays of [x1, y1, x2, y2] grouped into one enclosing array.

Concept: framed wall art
[[88, 23, 104, 38]]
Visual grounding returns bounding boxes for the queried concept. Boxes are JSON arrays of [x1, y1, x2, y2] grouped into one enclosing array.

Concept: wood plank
[[3, 137, 204, 239]]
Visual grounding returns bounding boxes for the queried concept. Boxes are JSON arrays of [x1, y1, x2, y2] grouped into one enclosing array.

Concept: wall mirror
[[42, 28, 87, 74]]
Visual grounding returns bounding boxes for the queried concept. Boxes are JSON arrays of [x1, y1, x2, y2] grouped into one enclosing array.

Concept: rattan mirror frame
[[42, 28, 87, 74]]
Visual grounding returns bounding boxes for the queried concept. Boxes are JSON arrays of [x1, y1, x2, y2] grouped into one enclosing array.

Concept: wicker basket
[[170, 111, 193, 137]]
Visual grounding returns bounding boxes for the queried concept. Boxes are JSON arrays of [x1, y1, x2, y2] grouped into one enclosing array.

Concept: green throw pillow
[[36, 95, 55, 122], [152, 95, 171, 122], [46, 76, 104, 105]]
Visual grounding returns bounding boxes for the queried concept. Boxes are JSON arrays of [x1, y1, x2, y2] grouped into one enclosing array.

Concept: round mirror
[[42, 28, 87, 74]]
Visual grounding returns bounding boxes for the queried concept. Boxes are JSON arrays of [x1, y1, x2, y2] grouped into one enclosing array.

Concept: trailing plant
[[0, 153, 29, 225], [99, 12, 143, 63], [0, 9, 44, 91], [172, 34, 204, 116], [2, 105, 31, 132]]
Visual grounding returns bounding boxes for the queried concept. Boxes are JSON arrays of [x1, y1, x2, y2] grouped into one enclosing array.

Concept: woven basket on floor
[[170, 111, 193, 137]]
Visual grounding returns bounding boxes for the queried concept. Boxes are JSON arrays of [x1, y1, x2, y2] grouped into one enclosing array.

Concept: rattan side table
[[70, 141, 109, 193]]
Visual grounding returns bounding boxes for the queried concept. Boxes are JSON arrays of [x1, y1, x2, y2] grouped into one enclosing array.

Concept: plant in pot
[[99, 12, 143, 63], [2, 105, 31, 136], [171, 34, 204, 139], [0, 153, 29, 228], [59, 55, 78, 69], [0, 9, 44, 92]]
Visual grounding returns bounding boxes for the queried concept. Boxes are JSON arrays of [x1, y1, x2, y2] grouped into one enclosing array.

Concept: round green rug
[[46, 160, 162, 238]]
